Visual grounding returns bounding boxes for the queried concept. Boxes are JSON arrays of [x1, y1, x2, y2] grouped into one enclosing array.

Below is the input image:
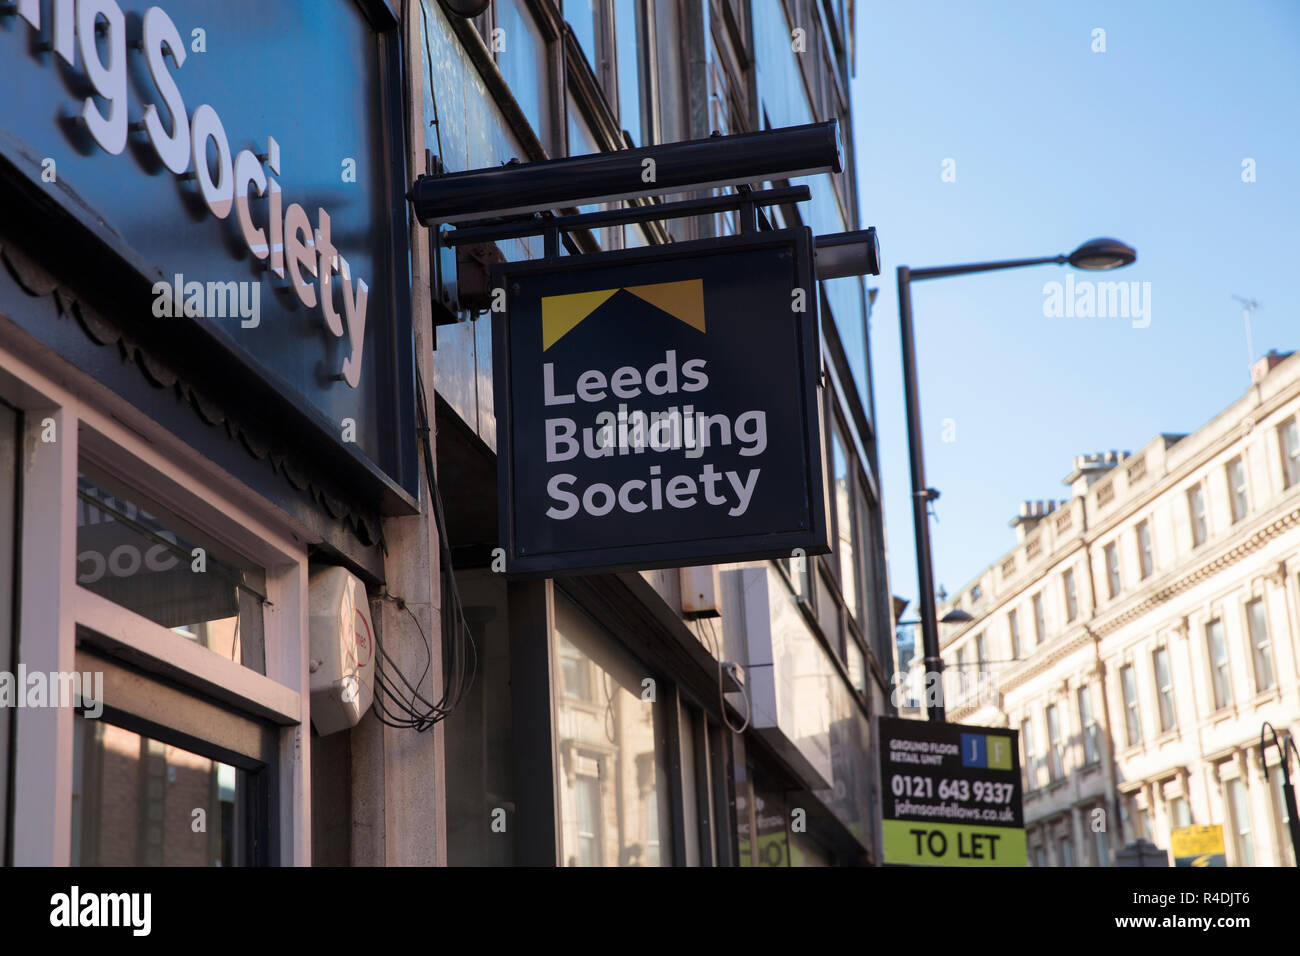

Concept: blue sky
[[851, 1, 1300, 617]]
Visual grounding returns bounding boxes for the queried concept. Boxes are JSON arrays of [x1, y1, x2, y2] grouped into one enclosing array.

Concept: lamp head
[[1067, 237, 1136, 271]]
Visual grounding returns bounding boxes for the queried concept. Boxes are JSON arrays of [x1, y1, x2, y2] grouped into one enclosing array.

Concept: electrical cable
[[364, 366, 479, 731], [697, 616, 750, 735], [417, 0, 445, 164], [359, 2, 474, 733]]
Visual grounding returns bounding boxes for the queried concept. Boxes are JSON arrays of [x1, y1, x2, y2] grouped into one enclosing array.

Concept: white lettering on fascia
[[14, 3, 370, 388]]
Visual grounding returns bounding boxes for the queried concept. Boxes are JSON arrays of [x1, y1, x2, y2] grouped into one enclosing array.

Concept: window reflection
[[832, 429, 858, 620], [71, 715, 241, 866], [613, 0, 643, 144], [564, 0, 598, 67], [566, 97, 621, 250], [553, 594, 672, 866], [495, 0, 553, 147], [76, 461, 266, 673]]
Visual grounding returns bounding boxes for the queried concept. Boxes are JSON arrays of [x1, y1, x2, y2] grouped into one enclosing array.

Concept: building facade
[[1, 0, 894, 867], [1, 0, 444, 866], [932, 349, 1300, 867], [424, 0, 894, 867]]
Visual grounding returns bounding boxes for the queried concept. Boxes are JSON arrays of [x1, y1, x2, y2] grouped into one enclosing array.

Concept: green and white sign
[[878, 716, 1026, 867]]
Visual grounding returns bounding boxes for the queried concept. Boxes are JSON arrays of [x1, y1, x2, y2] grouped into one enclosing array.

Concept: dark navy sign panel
[[0, 0, 417, 507], [493, 228, 829, 575]]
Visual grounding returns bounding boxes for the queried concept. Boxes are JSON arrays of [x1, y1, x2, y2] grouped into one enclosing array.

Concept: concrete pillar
[[347, 4, 448, 867], [1246, 745, 1280, 866], [1070, 804, 1086, 866], [1150, 781, 1170, 851]]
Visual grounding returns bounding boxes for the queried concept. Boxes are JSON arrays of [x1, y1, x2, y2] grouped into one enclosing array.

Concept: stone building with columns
[[932, 348, 1300, 866]]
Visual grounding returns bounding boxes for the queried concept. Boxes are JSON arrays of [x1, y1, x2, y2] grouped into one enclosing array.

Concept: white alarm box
[[308, 566, 376, 735]]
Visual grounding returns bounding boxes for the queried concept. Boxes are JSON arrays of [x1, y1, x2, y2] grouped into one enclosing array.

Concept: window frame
[[1062, 567, 1078, 622], [5, 362, 310, 866], [1104, 542, 1121, 600], [1244, 596, 1275, 693], [1226, 455, 1249, 523], [1187, 483, 1208, 548], [1045, 703, 1063, 781], [1225, 776, 1255, 866], [1279, 416, 1300, 490], [1077, 685, 1100, 766], [1205, 618, 1234, 711], [1119, 664, 1142, 748], [1136, 519, 1154, 579], [1152, 646, 1176, 733]]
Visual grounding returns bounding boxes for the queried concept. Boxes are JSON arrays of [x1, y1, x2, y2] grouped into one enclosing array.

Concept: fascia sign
[[8, 0, 371, 388]]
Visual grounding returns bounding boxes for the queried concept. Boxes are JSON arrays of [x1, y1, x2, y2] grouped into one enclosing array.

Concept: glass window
[[1078, 686, 1099, 764], [76, 460, 266, 673], [1136, 520, 1154, 579], [1063, 568, 1078, 622], [1094, 817, 1110, 866], [1280, 417, 1300, 489], [1187, 484, 1208, 547], [1226, 456, 1248, 523], [495, 0, 554, 148], [831, 428, 858, 621], [1059, 835, 1075, 867], [1034, 845, 1047, 868], [781, 552, 811, 604], [1206, 618, 1233, 709], [564, 0, 599, 68], [1007, 609, 1021, 659], [575, 774, 602, 866], [444, 571, 516, 866], [847, 639, 866, 695], [1021, 717, 1039, 790], [975, 634, 987, 675], [1153, 647, 1176, 732], [1134, 804, 1151, 843], [1046, 704, 1063, 781], [1120, 664, 1141, 747], [815, 569, 842, 658], [552, 593, 673, 866], [71, 715, 243, 866], [1169, 795, 1191, 829], [1246, 598, 1275, 692], [1032, 592, 1045, 645], [560, 637, 593, 701], [1226, 778, 1254, 866], [856, 494, 881, 639], [565, 95, 619, 249], [1104, 543, 1121, 599], [613, 0, 644, 143], [955, 646, 968, 701]]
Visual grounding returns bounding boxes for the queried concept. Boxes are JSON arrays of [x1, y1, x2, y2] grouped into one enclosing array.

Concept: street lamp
[[899, 237, 1137, 722]]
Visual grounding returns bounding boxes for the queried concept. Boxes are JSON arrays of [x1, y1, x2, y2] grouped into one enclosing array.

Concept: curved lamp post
[[899, 238, 1137, 722]]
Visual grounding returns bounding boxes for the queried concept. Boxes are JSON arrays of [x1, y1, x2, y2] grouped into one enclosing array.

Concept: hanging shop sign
[[0, 0, 417, 505], [877, 716, 1027, 867], [492, 228, 829, 575]]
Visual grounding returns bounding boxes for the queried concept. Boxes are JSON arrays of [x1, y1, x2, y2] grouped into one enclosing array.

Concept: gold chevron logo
[[541, 278, 705, 351]]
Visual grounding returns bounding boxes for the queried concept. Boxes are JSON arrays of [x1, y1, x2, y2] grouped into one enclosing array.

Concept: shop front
[[0, 0, 429, 866]]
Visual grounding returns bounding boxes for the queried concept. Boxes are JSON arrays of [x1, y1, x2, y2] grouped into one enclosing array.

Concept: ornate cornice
[[1090, 506, 1300, 638], [1, 238, 381, 551]]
